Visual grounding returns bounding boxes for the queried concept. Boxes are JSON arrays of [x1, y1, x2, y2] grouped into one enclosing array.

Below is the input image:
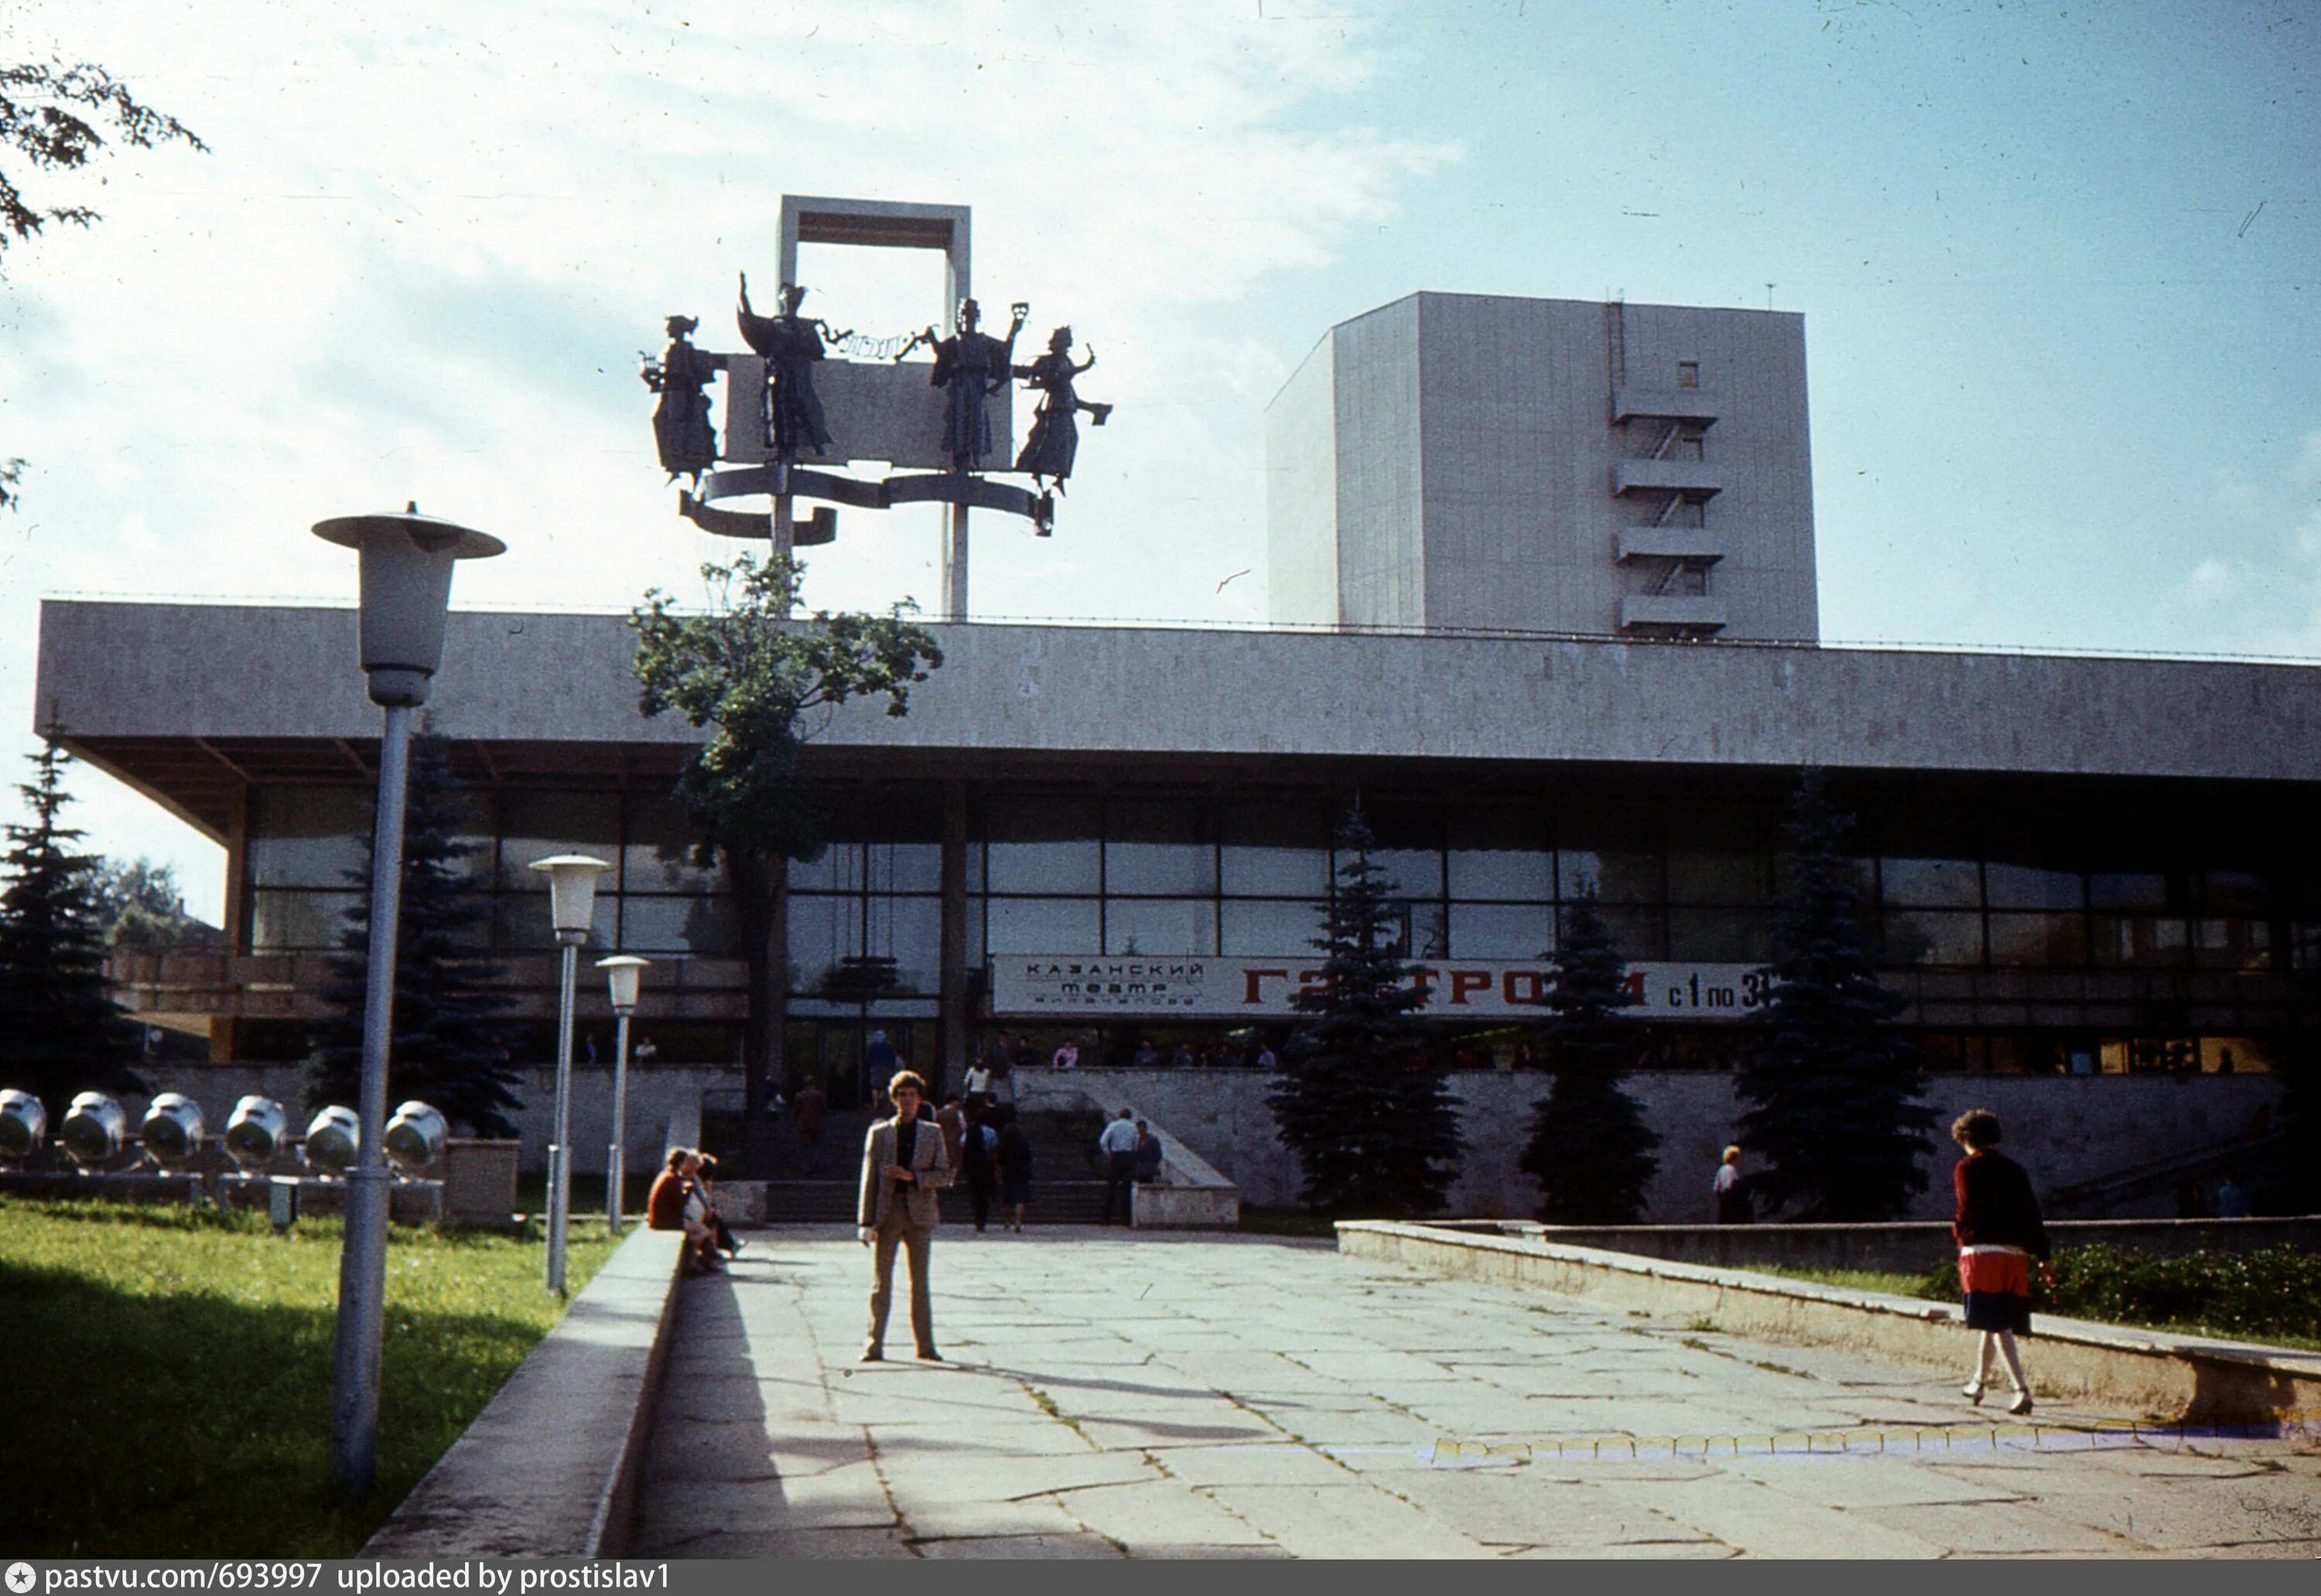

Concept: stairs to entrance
[[754, 1178, 1116, 1225]]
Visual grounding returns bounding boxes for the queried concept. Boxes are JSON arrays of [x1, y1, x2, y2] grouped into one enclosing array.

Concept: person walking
[[996, 1109, 1034, 1232], [961, 1107, 999, 1232], [1713, 1144, 1752, 1225], [1098, 1106, 1140, 1225], [1950, 1109, 2053, 1416], [793, 1076, 827, 1175], [858, 1070, 952, 1362]]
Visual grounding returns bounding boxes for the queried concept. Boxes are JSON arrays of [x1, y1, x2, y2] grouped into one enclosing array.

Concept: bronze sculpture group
[[641, 272, 1113, 540]]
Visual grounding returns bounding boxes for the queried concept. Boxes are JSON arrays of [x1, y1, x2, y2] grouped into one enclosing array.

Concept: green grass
[[0, 1199, 613, 1557], [1748, 1246, 2321, 1352], [1236, 1206, 1341, 1239]]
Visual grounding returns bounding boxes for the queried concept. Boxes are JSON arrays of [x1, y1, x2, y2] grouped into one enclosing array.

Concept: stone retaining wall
[[1338, 1221, 2321, 1426]]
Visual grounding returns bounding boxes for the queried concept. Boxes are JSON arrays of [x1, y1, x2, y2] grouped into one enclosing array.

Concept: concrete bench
[[362, 1225, 689, 1558]]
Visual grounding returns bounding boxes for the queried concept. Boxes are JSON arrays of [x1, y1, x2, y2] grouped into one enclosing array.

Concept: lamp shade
[[312, 508, 505, 708], [139, 1093, 207, 1167], [384, 1101, 449, 1174], [529, 854, 614, 938], [305, 1105, 361, 1176], [596, 954, 651, 1013], [61, 1092, 128, 1167], [0, 1088, 47, 1161], [224, 1095, 287, 1170]]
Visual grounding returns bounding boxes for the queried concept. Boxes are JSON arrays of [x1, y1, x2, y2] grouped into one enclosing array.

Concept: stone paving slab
[[631, 1226, 2321, 1559]]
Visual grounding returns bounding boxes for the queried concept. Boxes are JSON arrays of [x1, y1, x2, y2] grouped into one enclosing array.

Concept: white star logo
[[6, 1563, 36, 1594]]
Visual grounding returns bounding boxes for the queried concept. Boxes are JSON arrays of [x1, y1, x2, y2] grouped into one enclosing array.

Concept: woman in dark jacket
[[1950, 1109, 2054, 1415], [996, 1111, 1034, 1233]]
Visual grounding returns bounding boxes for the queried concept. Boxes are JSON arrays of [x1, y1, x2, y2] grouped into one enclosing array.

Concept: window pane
[[1881, 858, 1981, 909], [1221, 898, 1325, 956], [1359, 805, 1444, 899], [618, 894, 740, 955], [985, 896, 1100, 955], [867, 842, 941, 897], [866, 894, 942, 993], [1448, 902, 1553, 959], [2196, 872, 2272, 914], [1665, 811, 1765, 905], [1220, 802, 1331, 896], [248, 788, 374, 889], [786, 893, 862, 992], [2193, 917, 2271, 972], [984, 797, 1101, 894], [1560, 809, 1662, 904], [788, 841, 864, 894], [2089, 873, 2169, 911], [1882, 909, 1983, 965], [1988, 911, 2086, 966], [1569, 904, 1665, 959], [1396, 901, 1450, 959], [2090, 914, 2187, 967], [1985, 863, 2082, 911], [249, 890, 359, 950], [1668, 907, 1769, 962], [498, 791, 620, 890], [494, 891, 616, 952], [1106, 898, 1217, 956], [1448, 807, 1553, 901], [621, 791, 718, 894], [1105, 800, 1215, 896]]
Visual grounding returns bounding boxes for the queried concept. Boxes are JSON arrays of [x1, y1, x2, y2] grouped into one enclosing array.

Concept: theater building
[[33, 292, 2313, 1212]]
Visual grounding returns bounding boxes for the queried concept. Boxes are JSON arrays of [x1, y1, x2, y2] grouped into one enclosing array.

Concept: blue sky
[[2, 0, 2316, 922]]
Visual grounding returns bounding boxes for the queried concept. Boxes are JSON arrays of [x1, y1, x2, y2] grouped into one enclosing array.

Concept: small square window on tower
[[1677, 361, 1701, 389]]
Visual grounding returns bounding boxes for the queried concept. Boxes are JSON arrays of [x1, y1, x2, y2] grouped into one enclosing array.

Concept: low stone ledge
[[1338, 1220, 2321, 1426], [362, 1225, 689, 1559]]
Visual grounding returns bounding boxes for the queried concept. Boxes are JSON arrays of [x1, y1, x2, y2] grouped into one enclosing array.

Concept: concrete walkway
[[634, 1228, 2321, 1559]]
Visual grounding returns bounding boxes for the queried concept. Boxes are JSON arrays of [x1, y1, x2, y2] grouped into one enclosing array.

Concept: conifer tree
[[306, 734, 522, 1136], [1270, 808, 1464, 1215], [1519, 890, 1660, 1222], [0, 738, 142, 1116], [1737, 768, 1935, 1219]]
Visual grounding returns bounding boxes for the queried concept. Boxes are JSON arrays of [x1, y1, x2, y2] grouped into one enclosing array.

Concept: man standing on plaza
[[1099, 1106, 1140, 1225], [859, 1070, 952, 1362]]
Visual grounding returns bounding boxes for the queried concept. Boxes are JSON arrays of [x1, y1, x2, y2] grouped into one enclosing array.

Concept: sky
[[2, 0, 2316, 925]]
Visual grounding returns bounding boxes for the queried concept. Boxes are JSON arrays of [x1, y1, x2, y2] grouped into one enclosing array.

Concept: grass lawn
[[0, 1199, 613, 1557], [1747, 1249, 2321, 1353]]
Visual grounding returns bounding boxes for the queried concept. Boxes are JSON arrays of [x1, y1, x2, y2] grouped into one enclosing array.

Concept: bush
[[1919, 1244, 2321, 1346]]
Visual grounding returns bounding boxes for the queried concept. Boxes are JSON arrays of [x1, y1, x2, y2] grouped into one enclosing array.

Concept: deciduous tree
[[629, 553, 942, 1117]]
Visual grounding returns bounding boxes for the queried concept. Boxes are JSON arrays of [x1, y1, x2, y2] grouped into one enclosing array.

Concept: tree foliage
[[1736, 768, 1935, 1220], [91, 856, 221, 950], [306, 734, 522, 1137], [1519, 890, 1660, 1222], [628, 553, 943, 1111], [1270, 808, 1464, 1216], [0, 738, 142, 1116]]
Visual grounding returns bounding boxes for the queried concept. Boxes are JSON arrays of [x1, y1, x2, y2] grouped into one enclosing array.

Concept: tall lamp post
[[596, 955, 651, 1233], [532, 854, 612, 1294], [312, 506, 504, 1502]]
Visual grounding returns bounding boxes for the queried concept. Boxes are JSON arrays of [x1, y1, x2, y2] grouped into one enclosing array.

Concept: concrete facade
[[1018, 1066, 2285, 1224], [1266, 293, 1820, 641]]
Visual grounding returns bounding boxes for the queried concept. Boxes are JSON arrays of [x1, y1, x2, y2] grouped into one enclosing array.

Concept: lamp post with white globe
[[311, 505, 504, 1502], [596, 955, 651, 1233], [531, 854, 612, 1294]]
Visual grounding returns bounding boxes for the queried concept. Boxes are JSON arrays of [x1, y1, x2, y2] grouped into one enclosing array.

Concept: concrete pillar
[[939, 781, 968, 1088]]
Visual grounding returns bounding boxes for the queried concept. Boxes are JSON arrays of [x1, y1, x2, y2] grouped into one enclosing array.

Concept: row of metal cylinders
[[0, 1089, 446, 1175]]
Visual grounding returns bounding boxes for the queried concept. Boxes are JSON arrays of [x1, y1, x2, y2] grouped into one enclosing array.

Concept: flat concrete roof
[[36, 600, 2321, 839]]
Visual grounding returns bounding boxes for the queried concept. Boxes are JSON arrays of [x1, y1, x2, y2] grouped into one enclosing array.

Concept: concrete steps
[[757, 1178, 1117, 1225]]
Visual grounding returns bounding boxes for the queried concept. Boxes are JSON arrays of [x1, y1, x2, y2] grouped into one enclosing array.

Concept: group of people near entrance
[[1714, 1109, 2053, 1416]]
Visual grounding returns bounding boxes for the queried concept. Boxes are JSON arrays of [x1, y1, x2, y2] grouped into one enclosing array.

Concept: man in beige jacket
[[857, 1069, 952, 1361]]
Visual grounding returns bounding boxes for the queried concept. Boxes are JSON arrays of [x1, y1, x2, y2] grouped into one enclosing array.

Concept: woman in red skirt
[[1950, 1109, 2054, 1415]]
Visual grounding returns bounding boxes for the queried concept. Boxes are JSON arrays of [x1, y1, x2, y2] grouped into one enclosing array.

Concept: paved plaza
[[633, 1229, 2321, 1559]]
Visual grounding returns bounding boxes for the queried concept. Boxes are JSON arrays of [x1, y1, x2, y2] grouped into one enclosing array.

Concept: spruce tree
[[1737, 768, 1935, 1219], [0, 738, 142, 1116], [1270, 808, 1464, 1215], [306, 734, 523, 1136], [1519, 890, 1660, 1222]]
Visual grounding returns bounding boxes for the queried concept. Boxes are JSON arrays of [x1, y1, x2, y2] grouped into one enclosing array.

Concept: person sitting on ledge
[[649, 1147, 722, 1276]]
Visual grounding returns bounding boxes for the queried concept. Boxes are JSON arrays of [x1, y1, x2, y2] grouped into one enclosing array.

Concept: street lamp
[[312, 504, 503, 1503], [531, 853, 612, 1294], [596, 955, 651, 1233]]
